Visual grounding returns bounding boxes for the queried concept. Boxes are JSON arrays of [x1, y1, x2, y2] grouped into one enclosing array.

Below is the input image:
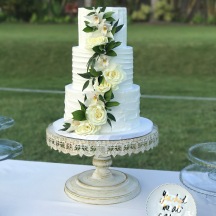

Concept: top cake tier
[[78, 7, 127, 48]]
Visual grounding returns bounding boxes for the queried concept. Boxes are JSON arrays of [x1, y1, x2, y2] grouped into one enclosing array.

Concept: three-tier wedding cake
[[53, 7, 153, 140]]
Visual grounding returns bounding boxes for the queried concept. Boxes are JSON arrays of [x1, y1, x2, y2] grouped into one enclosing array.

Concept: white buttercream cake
[[53, 7, 153, 140]]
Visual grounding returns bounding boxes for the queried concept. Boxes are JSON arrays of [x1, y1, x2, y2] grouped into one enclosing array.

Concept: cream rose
[[86, 36, 108, 49], [93, 78, 111, 94], [103, 64, 126, 88], [75, 121, 100, 135], [86, 102, 107, 126]]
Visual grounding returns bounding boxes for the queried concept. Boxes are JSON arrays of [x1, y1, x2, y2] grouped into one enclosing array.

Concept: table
[[0, 160, 215, 216]]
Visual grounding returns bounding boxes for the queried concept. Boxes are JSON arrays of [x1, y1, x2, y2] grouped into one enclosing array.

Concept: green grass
[[0, 23, 216, 171]]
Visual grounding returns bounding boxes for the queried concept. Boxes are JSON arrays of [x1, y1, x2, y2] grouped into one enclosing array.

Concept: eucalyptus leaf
[[82, 80, 89, 91], [107, 113, 116, 122], [72, 110, 86, 121]]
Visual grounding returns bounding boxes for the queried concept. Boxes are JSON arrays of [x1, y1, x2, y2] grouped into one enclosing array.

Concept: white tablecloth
[[0, 160, 215, 216]]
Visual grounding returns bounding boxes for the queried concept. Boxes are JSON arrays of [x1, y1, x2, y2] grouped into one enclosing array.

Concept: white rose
[[86, 102, 107, 126], [75, 121, 101, 135], [103, 64, 126, 88], [93, 78, 111, 94], [86, 35, 108, 49]]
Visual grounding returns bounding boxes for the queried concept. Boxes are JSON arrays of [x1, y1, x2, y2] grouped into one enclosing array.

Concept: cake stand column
[[64, 154, 141, 205], [92, 156, 112, 180]]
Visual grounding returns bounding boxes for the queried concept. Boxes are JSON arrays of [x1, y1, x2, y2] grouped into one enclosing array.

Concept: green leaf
[[93, 46, 105, 54], [111, 92, 114, 99], [106, 17, 115, 22], [113, 20, 119, 28], [116, 24, 124, 33], [104, 88, 113, 102], [60, 123, 71, 131], [100, 7, 106, 12], [84, 94, 87, 101], [90, 68, 102, 77], [83, 26, 94, 33], [99, 95, 105, 103], [82, 80, 89, 91], [103, 12, 115, 19], [111, 26, 116, 35], [85, 7, 94, 10], [107, 113, 116, 122], [87, 12, 95, 16], [106, 41, 121, 51], [107, 119, 112, 127], [78, 100, 87, 112], [98, 76, 104, 85], [106, 50, 117, 57], [106, 101, 120, 107], [84, 21, 90, 25], [72, 110, 86, 121], [78, 72, 91, 79]]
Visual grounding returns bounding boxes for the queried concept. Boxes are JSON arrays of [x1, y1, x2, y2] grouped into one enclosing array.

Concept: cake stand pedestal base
[[64, 156, 140, 205]]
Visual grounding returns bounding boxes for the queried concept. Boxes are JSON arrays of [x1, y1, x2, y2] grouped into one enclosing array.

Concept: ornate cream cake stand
[[46, 124, 158, 205]]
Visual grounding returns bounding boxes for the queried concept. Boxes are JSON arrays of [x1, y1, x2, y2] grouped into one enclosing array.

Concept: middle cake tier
[[72, 46, 134, 91], [64, 84, 141, 133]]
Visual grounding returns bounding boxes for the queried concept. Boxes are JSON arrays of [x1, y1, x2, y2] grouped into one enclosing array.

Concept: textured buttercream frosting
[[62, 7, 153, 138]]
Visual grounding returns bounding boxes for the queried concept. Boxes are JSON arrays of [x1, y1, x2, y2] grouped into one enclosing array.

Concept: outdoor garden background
[[0, 0, 215, 171]]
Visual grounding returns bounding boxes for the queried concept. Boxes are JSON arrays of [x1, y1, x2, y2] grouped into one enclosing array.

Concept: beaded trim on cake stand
[[46, 124, 159, 205]]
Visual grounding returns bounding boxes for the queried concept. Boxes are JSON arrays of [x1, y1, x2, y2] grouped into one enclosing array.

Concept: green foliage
[[207, 15, 216, 25], [192, 12, 206, 24], [131, 4, 151, 22], [154, 0, 175, 22]]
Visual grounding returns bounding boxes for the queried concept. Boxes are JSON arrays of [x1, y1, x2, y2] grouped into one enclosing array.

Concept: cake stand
[[46, 123, 158, 204], [180, 142, 216, 197], [0, 116, 23, 161]]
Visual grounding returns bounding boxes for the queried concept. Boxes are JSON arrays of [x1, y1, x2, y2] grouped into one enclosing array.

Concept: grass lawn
[[0, 23, 216, 171]]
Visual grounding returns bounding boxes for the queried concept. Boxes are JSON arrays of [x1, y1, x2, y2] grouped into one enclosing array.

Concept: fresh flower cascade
[[62, 7, 126, 135]]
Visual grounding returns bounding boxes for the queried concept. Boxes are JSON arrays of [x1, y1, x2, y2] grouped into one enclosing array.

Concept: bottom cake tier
[[64, 84, 141, 134]]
